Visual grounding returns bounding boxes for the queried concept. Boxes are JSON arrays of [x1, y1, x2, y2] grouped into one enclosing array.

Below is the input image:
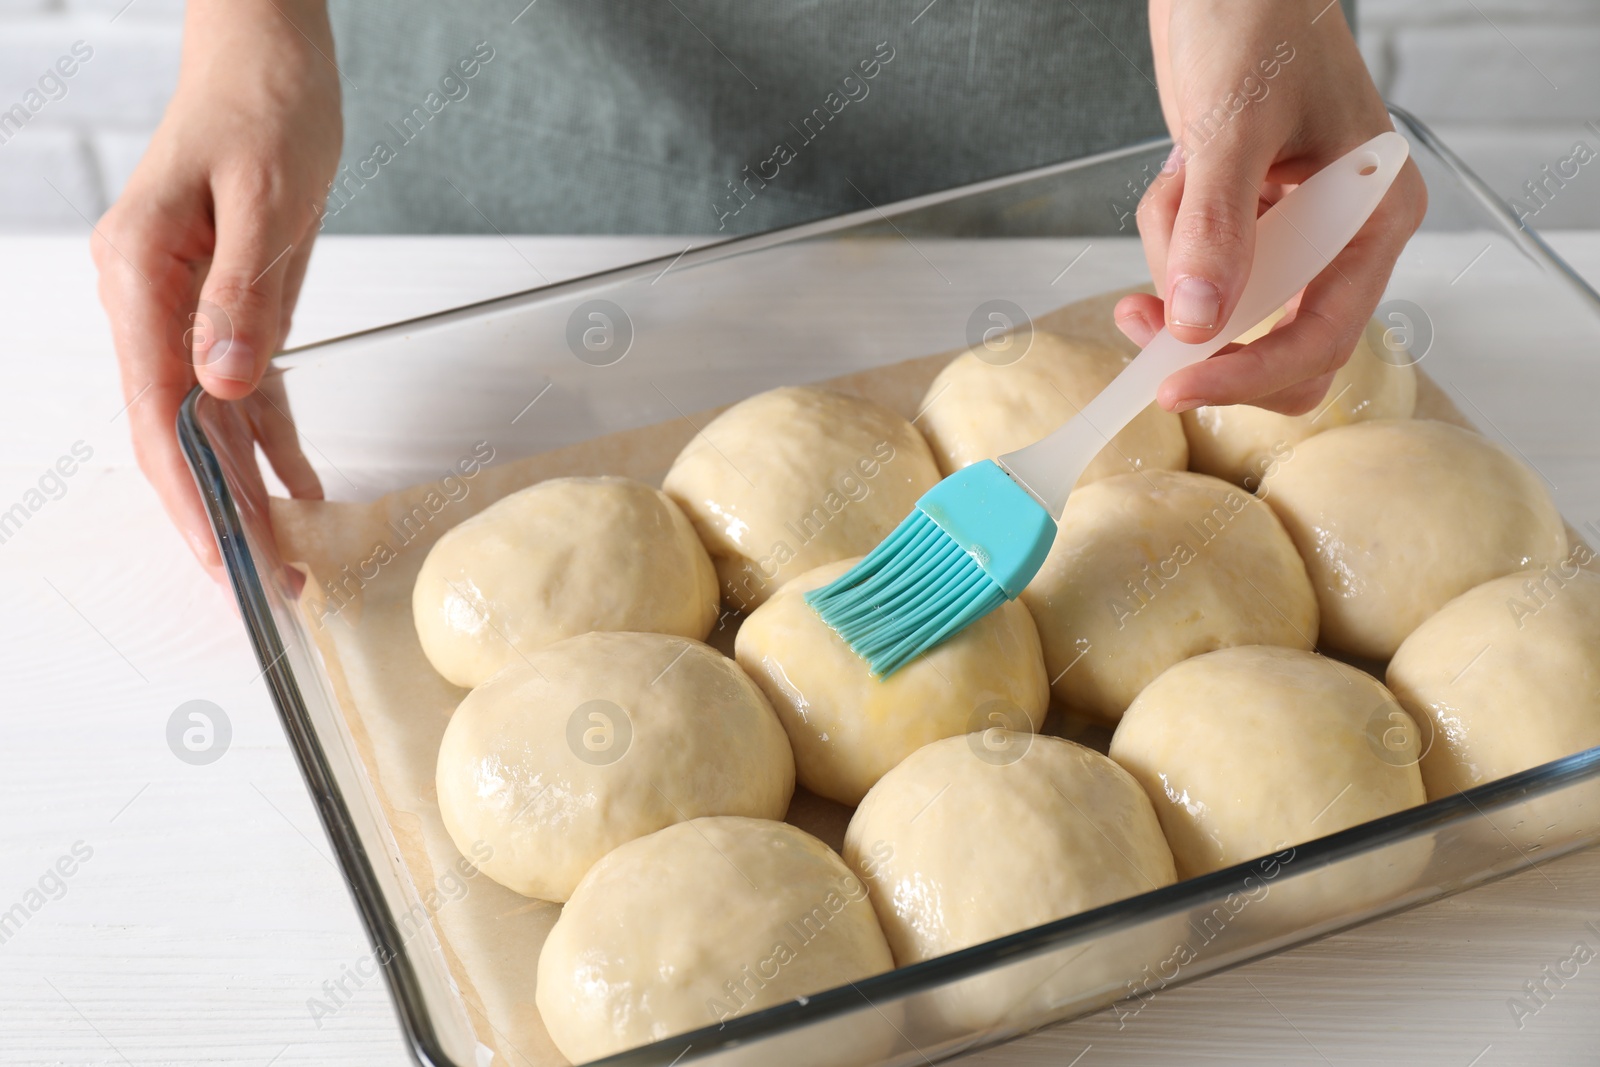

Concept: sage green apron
[[321, 1, 1352, 235]]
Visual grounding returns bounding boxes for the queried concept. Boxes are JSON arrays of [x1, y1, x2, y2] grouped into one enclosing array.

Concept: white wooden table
[[2, 232, 1598, 1067]]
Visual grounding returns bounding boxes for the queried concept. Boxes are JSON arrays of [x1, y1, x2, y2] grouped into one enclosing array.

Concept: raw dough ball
[[413, 476, 719, 689], [844, 733, 1176, 1031], [918, 331, 1188, 484], [1388, 564, 1600, 839], [736, 557, 1049, 806], [1110, 646, 1430, 915], [663, 386, 940, 611], [436, 632, 793, 902], [1020, 469, 1317, 724], [537, 816, 895, 1063], [1260, 418, 1568, 660], [1183, 313, 1417, 489]]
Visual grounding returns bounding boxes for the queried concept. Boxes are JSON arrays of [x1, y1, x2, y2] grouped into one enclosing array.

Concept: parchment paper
[[268, 289, 1507, 1067]]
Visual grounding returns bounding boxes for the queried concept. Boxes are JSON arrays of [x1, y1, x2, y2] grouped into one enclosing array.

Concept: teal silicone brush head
[[806, 460, 1055, 676]]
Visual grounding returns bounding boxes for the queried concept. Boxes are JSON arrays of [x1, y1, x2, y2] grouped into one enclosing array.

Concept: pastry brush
[[807, 131, 1412, 676]]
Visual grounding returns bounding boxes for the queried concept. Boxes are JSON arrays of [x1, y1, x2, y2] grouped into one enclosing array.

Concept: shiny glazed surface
[[1389, 565, 1600, 800], [536, 816, 894, 1063], [1110, 645, 1427, 881], [1261, 418, 1568, 659], [435, 632, 794, 902], [1021, 469, 1318, 723], [736, 556, 1049, 806], [1183, 315, 1418, 489], [917, 331, 1188, 484], [663, 386, 941, 610], [412, 475, 719, 688], [844, 732, 1174, 964]]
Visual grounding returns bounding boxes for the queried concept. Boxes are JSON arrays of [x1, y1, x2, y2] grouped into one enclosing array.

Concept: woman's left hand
[[1119, 0, 1427, 415]]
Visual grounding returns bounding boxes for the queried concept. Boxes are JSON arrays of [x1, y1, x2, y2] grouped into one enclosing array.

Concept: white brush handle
[[999, 130, 1411, 514]]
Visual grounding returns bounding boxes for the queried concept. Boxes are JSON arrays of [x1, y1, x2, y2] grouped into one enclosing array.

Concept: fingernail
[[188, 528, 220, 563], [1170, 397, 1205, 414], [1118, 321, 1155, 348], [1170, 277, 1222, 331], [1161, 143, 1185, 175], [204, 338, 256, 383]]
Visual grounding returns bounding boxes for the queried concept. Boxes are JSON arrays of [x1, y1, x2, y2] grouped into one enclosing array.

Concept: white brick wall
[[1362, 0, 1600, 228], [0, 1, 181, 231], [0, 0, 1596, 232]]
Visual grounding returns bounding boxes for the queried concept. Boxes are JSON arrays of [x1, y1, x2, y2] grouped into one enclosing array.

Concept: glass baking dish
[[179, 106, 1600, 1067]]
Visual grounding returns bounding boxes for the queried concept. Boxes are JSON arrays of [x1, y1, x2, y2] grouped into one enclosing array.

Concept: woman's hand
[[93, 0, 340, 577], [1120, 0, 1427, 415]]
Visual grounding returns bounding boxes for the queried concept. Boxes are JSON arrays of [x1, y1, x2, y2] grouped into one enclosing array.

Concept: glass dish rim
[[178, 105, 1600, 1067], [267, 106, 1600, 364]]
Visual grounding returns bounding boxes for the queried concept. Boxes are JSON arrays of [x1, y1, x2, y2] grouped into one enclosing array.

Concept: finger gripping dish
[[537, 817, 895, 1063], [412, 475, 719, 688], [736, 556, 1049, 806], [434, 632, 794, 902], [662, 386, 941, 611], [1259, 418, 1568, 659]]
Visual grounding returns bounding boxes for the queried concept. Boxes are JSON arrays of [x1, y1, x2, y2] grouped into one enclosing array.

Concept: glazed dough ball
[[1020, 469, 1317, 724], [413, 476, 718, 688], [1110, 646, 1430, 914], [663, 386, 940, 611], [736, 557, 1049, 806], [1261, 418, 1568, 660], [1388, 565, 1600, 822], [1184, 313, 1417, 489], [436, 632, 793, 902], [918, 331, 1188, 484], [537, 817, 895, 1063], [844, 733, 1176, 1031]]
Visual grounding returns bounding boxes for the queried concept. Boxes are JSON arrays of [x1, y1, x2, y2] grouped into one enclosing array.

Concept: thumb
[[1163, 137, 1275, 345], [191, 189, 300, 400]]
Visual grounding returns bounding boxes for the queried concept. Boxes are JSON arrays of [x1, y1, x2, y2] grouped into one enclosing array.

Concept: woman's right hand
[[94, 0, 341, 578]]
